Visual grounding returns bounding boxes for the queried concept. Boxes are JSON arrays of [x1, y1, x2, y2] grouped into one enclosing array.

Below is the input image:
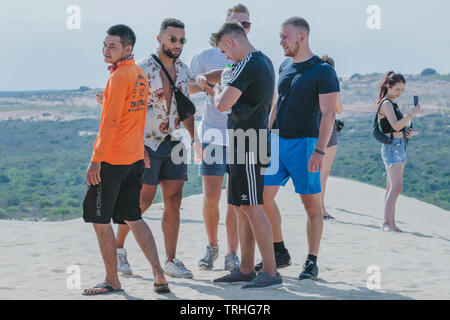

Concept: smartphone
[[409, 96, 419, 130]]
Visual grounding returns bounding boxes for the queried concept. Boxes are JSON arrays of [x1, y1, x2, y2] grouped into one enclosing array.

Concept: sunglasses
[[240, 21, 251, 29], [162, 34, 187, 45]]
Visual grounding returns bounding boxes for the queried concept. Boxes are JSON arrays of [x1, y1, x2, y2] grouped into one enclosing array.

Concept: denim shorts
[[198, 143, 228, 176], [381, 137, 407, 168]]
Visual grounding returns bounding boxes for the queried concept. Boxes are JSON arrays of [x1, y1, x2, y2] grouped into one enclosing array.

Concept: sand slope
[[1, 177, 449, 300]]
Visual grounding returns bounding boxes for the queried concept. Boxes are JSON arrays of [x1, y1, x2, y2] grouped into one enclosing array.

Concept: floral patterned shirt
[[137, 52, 191, 151]]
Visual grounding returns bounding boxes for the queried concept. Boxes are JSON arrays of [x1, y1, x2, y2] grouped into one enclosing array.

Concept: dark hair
[[209, 21, 247, 47], [377, 71, 406, 104], [281, 17, 310, 34], [107, 24, 136, 50], [160, 18, 185, 34], [227, 3, 250, 18]]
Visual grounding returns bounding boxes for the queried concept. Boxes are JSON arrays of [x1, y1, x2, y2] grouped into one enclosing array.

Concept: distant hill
[[0, 73, 449, 220], [340, 73, 450, 117]]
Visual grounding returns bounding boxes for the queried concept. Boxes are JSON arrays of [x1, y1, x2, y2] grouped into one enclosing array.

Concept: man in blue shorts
[[262, 17, 339, 281]]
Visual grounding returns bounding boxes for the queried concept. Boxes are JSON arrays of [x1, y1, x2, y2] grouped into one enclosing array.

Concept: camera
[[336, 118, 344, 132]]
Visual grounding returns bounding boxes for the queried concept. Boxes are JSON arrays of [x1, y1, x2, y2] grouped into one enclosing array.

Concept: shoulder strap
[[291, 56, 324, 85], [375, 97, 394, 135], [151, 54, 177, 89], [276, 56, 325, 118], [377, 97, 393, 113]]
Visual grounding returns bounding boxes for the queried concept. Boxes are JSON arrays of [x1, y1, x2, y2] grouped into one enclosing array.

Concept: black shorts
[[142, 145, 187, 185], [83, 160, 145, 225], [228, 151, 264, 206]]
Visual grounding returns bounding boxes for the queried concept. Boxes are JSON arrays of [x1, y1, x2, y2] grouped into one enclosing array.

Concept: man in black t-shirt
[[209, 22, 282, 289], [263, 17, 340, 281]]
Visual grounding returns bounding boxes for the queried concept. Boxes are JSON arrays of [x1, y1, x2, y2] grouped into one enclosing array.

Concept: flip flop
[[82, 283, 124, 296], [154, 283, 171, 294], [323, 214, 335, 220]]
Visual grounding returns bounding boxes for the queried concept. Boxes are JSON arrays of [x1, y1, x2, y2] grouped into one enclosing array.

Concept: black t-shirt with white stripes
[[226, 51, 275, 131]]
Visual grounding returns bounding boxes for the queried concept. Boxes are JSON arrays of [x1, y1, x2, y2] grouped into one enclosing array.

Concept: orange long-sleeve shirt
[[91, 58, 149, 165]]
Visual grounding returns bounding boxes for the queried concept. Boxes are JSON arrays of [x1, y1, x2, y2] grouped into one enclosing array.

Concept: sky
[[1, 0, 449, 91]]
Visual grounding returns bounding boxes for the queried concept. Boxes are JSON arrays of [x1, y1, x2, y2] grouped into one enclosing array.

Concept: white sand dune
[[1, 177, 449, 300]]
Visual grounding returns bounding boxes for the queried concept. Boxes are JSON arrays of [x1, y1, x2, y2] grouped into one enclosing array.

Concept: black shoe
[[254, 249, 292, 272], [298, 259, 318, 281], [213, 268, 256, 284]]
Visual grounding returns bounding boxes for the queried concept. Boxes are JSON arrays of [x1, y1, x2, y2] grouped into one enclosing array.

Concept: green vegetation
[[0, 113, 448, 221], [430, 74, 450, 82], [421, 68, 437, 76], [0, 119, 202, 220]]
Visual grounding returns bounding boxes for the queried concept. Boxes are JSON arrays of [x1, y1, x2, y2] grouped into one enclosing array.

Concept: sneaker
[[117, 248, 132, 275], [254, 249, 291, 272], [242, 272, 283, 289], [381, 224, 395, 232], [298, 259, 318, 281], [164, 258, 193, 279], [224, 253, 240, 271], [198, 244, 219, 270], [213, 268, 256, 284]]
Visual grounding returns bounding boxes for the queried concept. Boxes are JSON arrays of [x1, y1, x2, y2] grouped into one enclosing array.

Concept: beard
[[162, 44, 182, 59], [284, 41, 300, 57]]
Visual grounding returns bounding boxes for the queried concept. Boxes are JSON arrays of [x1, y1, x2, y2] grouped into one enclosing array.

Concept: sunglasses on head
[[162, 34, 187, 45], [240, 21, 251, 29]]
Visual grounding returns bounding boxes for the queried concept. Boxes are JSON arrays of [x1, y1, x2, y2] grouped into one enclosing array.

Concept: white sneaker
[[164, 258, 193, 279], [117, 248, 132, 275], [224, 252, 240, 271], [198, 244, 219, 270]]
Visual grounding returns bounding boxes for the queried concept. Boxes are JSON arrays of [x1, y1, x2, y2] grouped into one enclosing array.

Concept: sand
[[0, 177, 449, 300]]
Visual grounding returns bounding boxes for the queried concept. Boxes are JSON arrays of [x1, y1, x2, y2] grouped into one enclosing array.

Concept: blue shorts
[[198, 143, 228, 176], [381, 137, 407, 168], [264, 135, 321, 195]]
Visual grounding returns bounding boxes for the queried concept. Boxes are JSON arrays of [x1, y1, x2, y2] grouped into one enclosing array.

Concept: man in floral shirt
[[114, 18, 201, 279]]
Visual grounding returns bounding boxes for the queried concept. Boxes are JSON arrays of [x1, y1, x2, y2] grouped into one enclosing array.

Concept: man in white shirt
[[190, 4, 252, 271], [115, 18, 201, 279]]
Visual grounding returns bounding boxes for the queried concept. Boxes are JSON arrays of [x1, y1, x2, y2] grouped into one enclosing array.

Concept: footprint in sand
[[51, 269, 65, 274], [0, 287, 15, 291]]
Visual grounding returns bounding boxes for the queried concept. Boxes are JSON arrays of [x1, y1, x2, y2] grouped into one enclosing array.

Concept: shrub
[[421, 68, 437, 76]]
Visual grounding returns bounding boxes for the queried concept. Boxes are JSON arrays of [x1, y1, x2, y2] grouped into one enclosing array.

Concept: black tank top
[[379, 98, 404, 133]]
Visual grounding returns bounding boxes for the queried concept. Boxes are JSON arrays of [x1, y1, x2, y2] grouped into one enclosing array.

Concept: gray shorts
[[142, 146, 187, 185]]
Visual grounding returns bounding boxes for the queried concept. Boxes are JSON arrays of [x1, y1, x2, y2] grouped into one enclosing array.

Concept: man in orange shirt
[[82, 25, 169, 295]]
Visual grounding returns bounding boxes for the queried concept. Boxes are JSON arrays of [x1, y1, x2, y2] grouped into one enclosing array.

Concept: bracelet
[[314, 148, 325, 156]]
